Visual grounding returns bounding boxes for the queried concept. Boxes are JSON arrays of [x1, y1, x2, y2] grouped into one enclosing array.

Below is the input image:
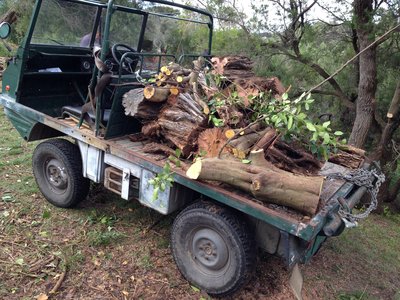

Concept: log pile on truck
[[122, 56, 365, 216]]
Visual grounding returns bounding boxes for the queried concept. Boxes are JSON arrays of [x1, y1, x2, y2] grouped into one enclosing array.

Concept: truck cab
[[2, 0, 213, 141]]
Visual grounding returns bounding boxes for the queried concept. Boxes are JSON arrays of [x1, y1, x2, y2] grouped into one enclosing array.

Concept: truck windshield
[[31, 0, 98, 47], [108, 9, 143, 50]]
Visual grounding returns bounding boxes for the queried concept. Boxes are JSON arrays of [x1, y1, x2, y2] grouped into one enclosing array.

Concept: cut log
[[122, 88, 163, 121], [211, 56, 256, 86], [167, 63, 192, 76], [211, 56, 254, 74], [141, 121, 160, 136], [197, 128, 229, 158], [216, 105, 244, 127], [229, 128, 270, 159], [143, 85, 170, 102], [328, 150, 364, 169], [234, 77, 286, 98], [337, 144, 366, 157], [252, 128, 278, 151], [142, 142, 176, 157], [190, 57, 210, 115], [265, 139, 323, 175], [156, 93, 208, 157], [186, 157, 324, 216]]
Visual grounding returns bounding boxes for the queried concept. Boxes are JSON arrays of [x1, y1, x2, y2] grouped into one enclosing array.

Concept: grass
[[0, 107, 399, 299]]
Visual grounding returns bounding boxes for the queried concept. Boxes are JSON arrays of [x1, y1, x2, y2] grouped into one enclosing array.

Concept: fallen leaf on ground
[[36, 293, 48, 300]]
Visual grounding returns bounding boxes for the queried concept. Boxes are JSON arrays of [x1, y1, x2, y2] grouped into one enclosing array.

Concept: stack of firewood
[[122, 56, 365, 216]]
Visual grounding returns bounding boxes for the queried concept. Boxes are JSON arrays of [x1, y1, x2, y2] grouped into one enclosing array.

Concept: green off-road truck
[[0, 0, 383, 296]]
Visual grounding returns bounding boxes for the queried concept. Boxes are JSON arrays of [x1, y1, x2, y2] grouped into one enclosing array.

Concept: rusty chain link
[[327, 166, 385, 223]]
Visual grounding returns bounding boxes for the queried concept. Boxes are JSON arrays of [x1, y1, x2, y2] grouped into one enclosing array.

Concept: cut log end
[[144, 85, 170, 102], [186, 159, 202, 179]]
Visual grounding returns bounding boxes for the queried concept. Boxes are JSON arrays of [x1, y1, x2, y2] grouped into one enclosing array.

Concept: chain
[[327, 167, 385, 222]]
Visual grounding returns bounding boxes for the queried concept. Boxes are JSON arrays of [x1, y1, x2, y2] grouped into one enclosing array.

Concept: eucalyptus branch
[[306, 23, 400, 96]]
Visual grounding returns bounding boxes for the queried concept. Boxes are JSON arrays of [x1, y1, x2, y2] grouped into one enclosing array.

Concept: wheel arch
[[28, 122, 65, 141]]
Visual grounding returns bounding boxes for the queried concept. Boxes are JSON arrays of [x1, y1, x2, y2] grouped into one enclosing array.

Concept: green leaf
[[305, 122, 316, 132], [152, 187, 160, 201], [323, 132, 331, 144], [160, 182, 166, 191], [2, 195, 12, 202], [323, 121, 331, 128], [175, 148, 182, 158], [287, 115, 294, 130], [241, 159, 252, 164], [281, 114, 288, 125], [199, 150, 208, 157], [297, 113, 307, 120], [305, 102, 310, 111], [42, 210, 51, 219], [282, 93, 288, 100], [311, 132, 318, 142], [191, 285, 201, 293], [334, 131, 344, 136], [310, 144, 318, 154], [15, 258, 24, 266]]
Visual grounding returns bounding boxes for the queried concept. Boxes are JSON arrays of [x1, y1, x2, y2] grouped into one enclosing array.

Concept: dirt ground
[[1, 109, 400, 300]]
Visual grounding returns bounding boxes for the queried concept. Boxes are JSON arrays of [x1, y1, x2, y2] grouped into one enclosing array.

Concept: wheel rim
[[44, 158, 68, 194], [191, 227, 229, 274]]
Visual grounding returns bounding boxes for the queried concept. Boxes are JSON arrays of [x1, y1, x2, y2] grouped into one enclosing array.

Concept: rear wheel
[[171, 201, 256, 297], [32, 139, 90, 208]]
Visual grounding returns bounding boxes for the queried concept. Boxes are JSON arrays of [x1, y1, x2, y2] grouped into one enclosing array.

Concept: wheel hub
[[192, 228, 229, 272], [45, 159, 68, 190]]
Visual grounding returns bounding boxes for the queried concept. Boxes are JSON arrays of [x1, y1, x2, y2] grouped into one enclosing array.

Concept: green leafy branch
[[250, 92, 345, 159], [148, 149, 182, 201]]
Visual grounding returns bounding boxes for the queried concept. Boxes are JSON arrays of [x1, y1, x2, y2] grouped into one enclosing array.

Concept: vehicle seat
[[61, 105, 111, 123]]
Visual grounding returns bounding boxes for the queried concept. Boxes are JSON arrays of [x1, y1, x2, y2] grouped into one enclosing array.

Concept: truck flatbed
[[2, 95, 357, 243]]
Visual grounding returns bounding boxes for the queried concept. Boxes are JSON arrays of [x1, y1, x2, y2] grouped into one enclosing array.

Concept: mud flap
[[289, 263, 303, 300]]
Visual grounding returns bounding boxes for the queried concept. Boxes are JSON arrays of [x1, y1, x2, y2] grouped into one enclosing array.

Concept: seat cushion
[[62, 105, 110, 122]]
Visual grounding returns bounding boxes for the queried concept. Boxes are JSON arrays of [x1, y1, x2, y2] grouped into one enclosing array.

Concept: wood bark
[[211, 56, 254, 77], [186, 157, 324, 216], [328, 150, 364, 169], [122, 88, 163, 121], [216, 105, 244, 127], [229, 128, 270, 159], [265, 139, 323, 175], [234, 77, 286, 99], [348, 0, 377, 148], [156, 93, 207, 157], [371, 81, 400, 203], [252, 128, 278, 151]]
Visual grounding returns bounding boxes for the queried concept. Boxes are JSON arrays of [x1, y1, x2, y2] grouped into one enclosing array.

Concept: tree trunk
[[186, 155, 324, 216], [371, 81, 400, 203], [349, 0, 377, 148]]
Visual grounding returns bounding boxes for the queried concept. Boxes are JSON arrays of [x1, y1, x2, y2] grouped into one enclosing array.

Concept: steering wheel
[[111, 43, 139, 74]]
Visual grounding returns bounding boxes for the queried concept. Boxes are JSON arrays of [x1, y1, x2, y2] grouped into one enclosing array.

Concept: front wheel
[[171, 201, 256, 297], [32, 139, 90, 208]]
